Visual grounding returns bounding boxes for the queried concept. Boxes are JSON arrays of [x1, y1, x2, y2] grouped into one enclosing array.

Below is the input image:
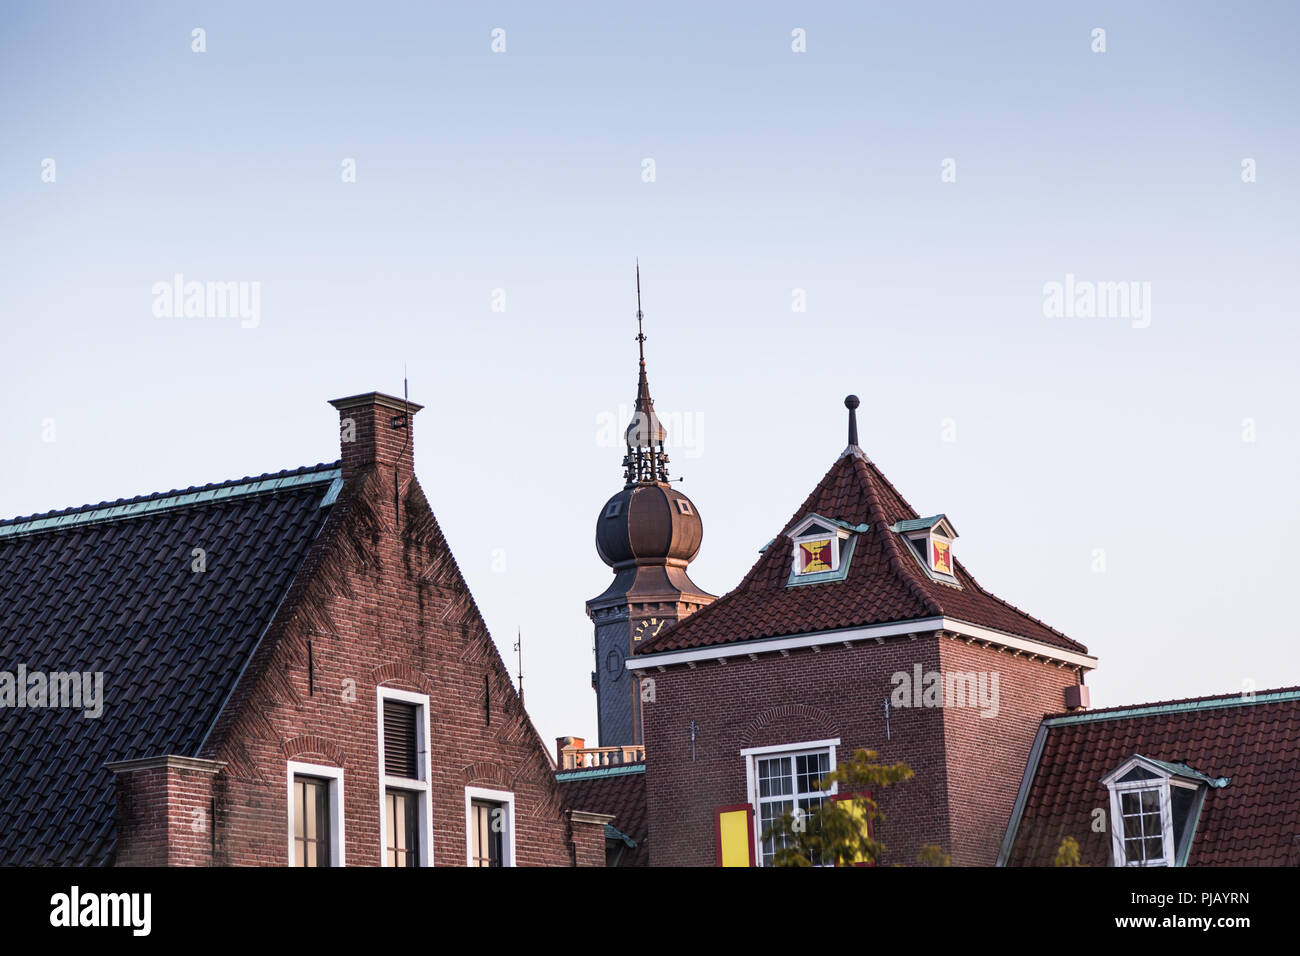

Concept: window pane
[[294, 776, 331, 868], [795, 753, 828, 794], [294, 781, 306, 840], [1122, 812, 1143, 839], [471, 800, 505, 867], [1140, 789, 1161, 813], [387, 789, 419, 866]]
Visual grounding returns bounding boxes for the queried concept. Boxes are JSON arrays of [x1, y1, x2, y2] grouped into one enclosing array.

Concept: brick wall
[[937, 638, 1082, 866], [175, 394, 582, 867], [111, 757, 222, 866], [570, 811, 614, 867], [640, 632, 1080, 866]]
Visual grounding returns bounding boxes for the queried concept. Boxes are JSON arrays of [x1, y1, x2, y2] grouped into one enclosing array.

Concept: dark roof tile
[[556, 766, 648, 866], [0, 463, 339, 865]]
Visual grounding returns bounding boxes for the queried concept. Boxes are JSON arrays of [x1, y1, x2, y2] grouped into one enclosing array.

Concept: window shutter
[[832, 791, 874, 866], [383, 700, 419, 778], [715, 804, 755, 867]]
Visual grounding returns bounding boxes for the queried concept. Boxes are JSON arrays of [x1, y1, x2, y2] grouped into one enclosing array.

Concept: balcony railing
[[557, 743, 645, 770]]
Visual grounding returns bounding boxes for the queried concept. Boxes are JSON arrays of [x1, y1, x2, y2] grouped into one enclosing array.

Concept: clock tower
[[587, 268, 715, 747]]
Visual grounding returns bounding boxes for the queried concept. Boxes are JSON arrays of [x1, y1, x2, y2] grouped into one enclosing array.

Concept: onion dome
[[596, 483, 703, 568]]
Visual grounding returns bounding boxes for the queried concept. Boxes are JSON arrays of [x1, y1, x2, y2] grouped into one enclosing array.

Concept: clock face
[[633, 617, 668, 643]]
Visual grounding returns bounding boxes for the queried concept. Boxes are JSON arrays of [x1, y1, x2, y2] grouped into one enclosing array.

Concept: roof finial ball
[[845, 394, 860, 448]]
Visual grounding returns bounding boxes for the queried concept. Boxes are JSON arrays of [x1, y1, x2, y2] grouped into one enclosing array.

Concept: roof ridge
[[1044, 686, 1300, 724], [0, 462, 342, 539], [554, 763, 647, 781]]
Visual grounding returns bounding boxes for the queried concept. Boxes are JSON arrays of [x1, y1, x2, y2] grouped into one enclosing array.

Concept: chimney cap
[[328, 391, 424, 414]]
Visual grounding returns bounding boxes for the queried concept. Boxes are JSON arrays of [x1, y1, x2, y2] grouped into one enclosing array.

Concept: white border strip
[[628, 616, 1097, 671]]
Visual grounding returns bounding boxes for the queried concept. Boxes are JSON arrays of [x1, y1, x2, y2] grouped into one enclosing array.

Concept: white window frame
[[464, 786, 517, 867], [904, 528, 959, 585], [789, 516, 852, 577], [928, 533, 953, 574], [287, 760, 344, 867], [741, 738, 840, 867], [1104, 758, 1200, 868], [377, 686, 434, 867]]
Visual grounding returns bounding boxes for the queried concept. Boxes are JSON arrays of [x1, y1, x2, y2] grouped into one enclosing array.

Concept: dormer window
[[1101, 756, 1227, 868], [786, 515, 868, 586], [893, 515, 959, 585]]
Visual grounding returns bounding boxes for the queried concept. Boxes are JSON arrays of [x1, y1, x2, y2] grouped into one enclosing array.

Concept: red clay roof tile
[[638, 449, 1084, 655]]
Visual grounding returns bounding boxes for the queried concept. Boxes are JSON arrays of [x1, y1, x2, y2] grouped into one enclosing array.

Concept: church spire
[[623, 262, 670, 486]]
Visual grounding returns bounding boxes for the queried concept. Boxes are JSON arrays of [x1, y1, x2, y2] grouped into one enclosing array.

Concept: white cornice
[[628, 616, 1097, 672]]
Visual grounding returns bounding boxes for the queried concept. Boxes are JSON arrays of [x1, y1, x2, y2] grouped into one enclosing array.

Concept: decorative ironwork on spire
[[623, 262, 670, 486]]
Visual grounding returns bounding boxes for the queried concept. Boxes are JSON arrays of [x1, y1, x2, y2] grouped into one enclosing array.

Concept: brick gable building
[[630, 397, 1098, 866], [0, 391, 607, 866]]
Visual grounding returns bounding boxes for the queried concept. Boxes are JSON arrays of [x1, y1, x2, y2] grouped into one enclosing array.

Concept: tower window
[[675, 499, 693, 516], [604, 500, 623, 518]]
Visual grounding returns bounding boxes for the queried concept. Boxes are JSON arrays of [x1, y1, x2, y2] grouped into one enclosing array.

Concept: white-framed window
[[377, 687, 433, 867], [1103, 757, 1207, 868], [464, 786, 516, 867], [895, 515, 959, 584], [287, 761, 344, 867], [789, 516, 851, 578], [742, 738, 839, 867]]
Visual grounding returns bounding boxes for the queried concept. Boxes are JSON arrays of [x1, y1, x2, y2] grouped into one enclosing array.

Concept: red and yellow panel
[[831, 791, 875, 866], [715, 804, 755, 867], [799, 539, 832, 574], [931, 538, 951, 574]]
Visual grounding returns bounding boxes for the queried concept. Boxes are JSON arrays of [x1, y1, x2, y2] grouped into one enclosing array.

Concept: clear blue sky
[[2, 1, 1297, 750]]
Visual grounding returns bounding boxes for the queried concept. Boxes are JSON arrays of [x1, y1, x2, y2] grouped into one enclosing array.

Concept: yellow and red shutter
[[831, 791, 875, 866], [715, 804, 755, 867]]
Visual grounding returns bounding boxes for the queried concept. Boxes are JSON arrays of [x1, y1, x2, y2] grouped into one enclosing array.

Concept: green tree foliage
[[766, 748, 914, 867], [916, 844, 951, 866], [1054, 835, 1085, 867]]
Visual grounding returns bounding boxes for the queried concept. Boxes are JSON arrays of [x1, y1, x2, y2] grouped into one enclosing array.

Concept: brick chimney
[[328, 392, 423, 481], [556, 736, 586, 768]]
